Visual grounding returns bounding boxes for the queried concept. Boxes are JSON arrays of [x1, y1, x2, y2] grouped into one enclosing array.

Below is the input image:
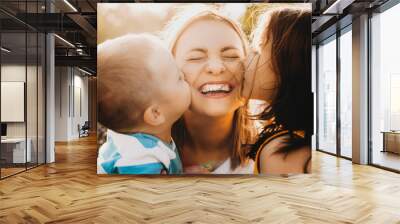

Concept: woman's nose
[[205, 58, 226, 75]]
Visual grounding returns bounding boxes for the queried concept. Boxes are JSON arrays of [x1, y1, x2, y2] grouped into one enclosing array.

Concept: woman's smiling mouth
[[198, 82, 235, 98]]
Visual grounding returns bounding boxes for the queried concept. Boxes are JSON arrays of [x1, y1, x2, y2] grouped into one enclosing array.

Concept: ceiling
[[0, 0, 392, 75], [0, 0, 98, 73]]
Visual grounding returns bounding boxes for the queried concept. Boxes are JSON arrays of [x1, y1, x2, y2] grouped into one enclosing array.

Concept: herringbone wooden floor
[[1, 136, 400, 224]]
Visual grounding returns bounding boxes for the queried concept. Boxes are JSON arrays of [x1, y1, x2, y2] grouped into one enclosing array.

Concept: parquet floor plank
[[0, 135, 399, 223]]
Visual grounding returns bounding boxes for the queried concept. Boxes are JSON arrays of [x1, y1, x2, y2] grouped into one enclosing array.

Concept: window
[[370, 2, 400, 171], [317, 36, 337, 154], [0, 1, 46, 179], [339, 27, 352, 158]]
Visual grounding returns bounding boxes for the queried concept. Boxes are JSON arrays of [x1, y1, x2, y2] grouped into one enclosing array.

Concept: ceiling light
[[63, 0, 78, 12], [78, 67, 93, 76], [1, 47, 11, 53], [323, 0, 355, 15], [54, 34, 75, 48]]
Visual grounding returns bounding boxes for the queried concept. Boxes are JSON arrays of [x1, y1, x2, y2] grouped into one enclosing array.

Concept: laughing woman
[[163, 6, 254, 174]]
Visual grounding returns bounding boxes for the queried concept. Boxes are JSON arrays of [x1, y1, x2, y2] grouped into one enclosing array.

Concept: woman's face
[[174, 18, 246, 117]]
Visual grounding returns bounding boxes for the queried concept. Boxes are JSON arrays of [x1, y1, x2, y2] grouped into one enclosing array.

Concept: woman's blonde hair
[[163, 4, 250, 57], [164, 4, 252, 169]]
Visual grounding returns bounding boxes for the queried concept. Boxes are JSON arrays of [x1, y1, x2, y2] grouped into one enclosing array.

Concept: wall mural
[[97, 3, 313, 175]]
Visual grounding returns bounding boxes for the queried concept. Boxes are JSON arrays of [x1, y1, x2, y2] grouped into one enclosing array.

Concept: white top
[[97, 130, 182, 174], [212, 158, 254, 174]]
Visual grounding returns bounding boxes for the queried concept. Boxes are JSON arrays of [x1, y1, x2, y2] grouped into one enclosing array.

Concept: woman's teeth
[[200, 83, 232, 94]]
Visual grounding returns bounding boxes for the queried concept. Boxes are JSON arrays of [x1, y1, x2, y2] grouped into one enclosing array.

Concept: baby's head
[[98, 34, 191, 134]]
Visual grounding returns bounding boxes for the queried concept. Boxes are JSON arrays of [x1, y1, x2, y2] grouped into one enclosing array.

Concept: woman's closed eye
[[221, 49, 241, 60], [186, 51, 206, 62], [222, 54, 240, 60], [187, 57, 205, 61]]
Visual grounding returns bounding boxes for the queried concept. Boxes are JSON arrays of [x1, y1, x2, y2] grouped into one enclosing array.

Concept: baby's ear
[[143, 104, 165, 126]]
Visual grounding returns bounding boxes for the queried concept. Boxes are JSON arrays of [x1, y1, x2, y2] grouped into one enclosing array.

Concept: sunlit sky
[[97, 3, 251, 44]]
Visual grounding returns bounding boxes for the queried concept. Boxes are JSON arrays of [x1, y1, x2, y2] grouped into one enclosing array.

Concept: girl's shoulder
[[258, 142, 311, 174], [253, 130, 311, 174]]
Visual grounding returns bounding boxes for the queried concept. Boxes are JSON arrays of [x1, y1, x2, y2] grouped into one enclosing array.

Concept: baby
[[97, 34, 191, 174]]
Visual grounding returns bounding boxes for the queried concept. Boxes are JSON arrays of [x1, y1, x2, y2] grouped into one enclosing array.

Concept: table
[[1, 138, 31, 163]]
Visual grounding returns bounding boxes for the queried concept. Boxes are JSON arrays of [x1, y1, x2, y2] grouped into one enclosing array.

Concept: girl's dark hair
[[248, 8, 313, 159]]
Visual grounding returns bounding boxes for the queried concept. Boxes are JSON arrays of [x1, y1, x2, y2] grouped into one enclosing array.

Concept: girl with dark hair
[[244, 8, 313, 174]]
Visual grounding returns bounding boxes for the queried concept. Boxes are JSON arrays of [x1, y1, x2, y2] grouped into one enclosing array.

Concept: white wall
[[55, 66, 69, 141], [72, 73, 89, 138], [54, 67, 89, 141]]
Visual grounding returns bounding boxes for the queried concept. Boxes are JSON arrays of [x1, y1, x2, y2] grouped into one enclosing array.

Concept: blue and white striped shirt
[[97, 130, 182, 174]]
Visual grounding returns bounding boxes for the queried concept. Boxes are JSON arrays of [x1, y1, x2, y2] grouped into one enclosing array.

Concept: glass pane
[[38, 32, 45, 165], [27, 31, 38, 169], [318, 37, 337, 154], [340, 28, 352, 158], [26, 0, 39, 169], [0, 1, 46, 178], [371, 3, 400, 171], [1, 31, 27, 177]]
